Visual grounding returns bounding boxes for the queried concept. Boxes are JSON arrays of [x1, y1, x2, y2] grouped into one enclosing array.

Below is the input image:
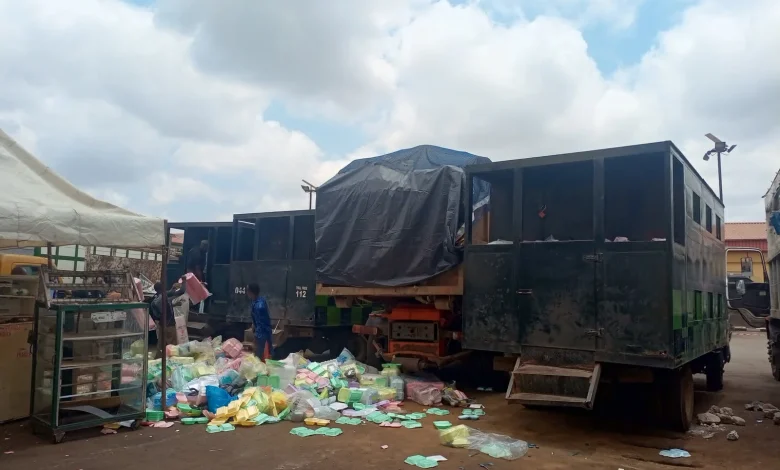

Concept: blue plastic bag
[[206, 385, 234, 413], [150, 389, 178, 411]]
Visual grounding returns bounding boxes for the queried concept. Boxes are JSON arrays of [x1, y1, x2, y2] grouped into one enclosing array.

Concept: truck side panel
[[462, 245, 520, 353]]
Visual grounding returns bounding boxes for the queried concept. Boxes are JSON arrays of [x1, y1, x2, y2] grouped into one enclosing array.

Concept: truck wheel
[[660, 365, 694, 431], [705, 351, 725, 392]]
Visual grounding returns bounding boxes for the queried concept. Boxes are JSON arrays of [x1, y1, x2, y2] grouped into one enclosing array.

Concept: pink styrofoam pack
[[183, 273, 210, 304], [222, 338, 244, 359]]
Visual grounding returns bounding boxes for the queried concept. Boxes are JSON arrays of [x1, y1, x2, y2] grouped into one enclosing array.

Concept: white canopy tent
[[0, 129, 164, 249]]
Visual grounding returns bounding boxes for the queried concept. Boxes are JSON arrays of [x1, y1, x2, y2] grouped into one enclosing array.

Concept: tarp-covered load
[[0, 129, 164, 249], [315, 145, 491, 287]]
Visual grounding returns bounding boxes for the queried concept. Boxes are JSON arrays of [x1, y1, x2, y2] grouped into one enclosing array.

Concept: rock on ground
[[774, 412, 780, 425], [727, 431, 740, 441], [731, 416, 746, 426], [698, 412, 721, 425]]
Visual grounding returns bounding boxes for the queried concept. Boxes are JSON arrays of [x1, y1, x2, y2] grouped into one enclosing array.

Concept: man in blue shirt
[[247, 283, 273, 360]]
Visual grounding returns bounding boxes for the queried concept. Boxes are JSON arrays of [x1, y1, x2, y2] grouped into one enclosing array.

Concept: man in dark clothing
[[150, 279, 186, 353], [186, 240, 209, 282], [247, 283, 273, 360]]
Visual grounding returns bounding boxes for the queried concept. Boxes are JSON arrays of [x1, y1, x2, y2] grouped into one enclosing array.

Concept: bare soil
[[2, 332, 778, 470]]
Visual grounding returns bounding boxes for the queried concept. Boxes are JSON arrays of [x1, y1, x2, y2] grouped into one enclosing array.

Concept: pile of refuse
[[133, 336, 528, 462]]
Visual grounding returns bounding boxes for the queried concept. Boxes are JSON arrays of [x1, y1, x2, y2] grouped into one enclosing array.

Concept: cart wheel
[[660, 365, 694, 431], [53, 431, 65, 444], [705, 350, 725, 392], [130, 420, 142, 430]]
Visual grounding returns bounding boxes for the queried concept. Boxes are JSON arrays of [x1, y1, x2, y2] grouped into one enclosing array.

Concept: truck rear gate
[[166, 222, 233, 326], [463, 141, 728, 429]]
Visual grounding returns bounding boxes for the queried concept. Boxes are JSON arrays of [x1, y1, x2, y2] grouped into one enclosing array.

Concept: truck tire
[[659, 365, 694, 431], [705, 350, 725, 392]]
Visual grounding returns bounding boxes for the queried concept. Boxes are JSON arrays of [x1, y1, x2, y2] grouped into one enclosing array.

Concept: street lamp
[[301, 179, 318, 210], [704, 133, 737, 202]]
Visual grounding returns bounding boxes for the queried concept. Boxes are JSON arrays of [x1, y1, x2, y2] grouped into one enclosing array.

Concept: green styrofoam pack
[[425, 408, 450, 416], [404, 455, 438, 468], [314, 427, 343, 437], [290, 427, 317, 437], [336, 417, 363, 426]]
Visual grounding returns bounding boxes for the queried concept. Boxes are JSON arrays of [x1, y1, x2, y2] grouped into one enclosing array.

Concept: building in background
[[725, 222, 768, 282]]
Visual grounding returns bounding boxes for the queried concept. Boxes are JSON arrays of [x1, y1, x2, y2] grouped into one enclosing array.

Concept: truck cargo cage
[[463, 141, 727, 428]]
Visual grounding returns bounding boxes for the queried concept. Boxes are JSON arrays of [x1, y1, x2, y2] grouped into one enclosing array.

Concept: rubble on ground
[[708, 406, 746, 426], [131, 337, 528, 462], [726, 430, 739, 441], [697, 412, 721, 425]]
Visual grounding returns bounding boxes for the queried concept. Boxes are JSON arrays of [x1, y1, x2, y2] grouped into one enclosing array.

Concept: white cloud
[[0, 0, 777, 225], [365, 0, 779, 220]]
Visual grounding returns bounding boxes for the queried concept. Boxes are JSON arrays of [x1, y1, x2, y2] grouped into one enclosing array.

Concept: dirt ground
[[2, 332, 779, 470]]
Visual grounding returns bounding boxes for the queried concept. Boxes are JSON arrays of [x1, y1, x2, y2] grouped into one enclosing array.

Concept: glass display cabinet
[[30, 270, 149, 443]]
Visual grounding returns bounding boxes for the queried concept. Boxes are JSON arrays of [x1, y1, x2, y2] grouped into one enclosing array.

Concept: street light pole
[[301, 179, 318, 210], [704, 133, 736, 204]]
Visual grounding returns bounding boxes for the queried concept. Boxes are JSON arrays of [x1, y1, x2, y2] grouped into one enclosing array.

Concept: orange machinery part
[[387, 304, 448, 357]]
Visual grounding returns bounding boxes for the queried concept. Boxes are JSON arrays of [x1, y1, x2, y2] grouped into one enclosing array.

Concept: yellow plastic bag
[[252, 389, 276, 416], [271, 390, 288, 412], [439, 424, 470, 447]]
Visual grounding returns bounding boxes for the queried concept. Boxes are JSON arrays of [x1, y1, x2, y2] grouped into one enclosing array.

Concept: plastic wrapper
[[149, 389, 178, 411], [336, 348, 356, 365], [359, 373, 387, 387], [190, 338, 217, 364], [171, 365, 196, 391], [439, 425, 528, 460], [406, 382, 443, 406], [218, 369, 242, 387], [443, 383, 468, 407], [282, 352, 310, 369], [239, 355, 268, 380], [271, 390, 288, 413], [390, 376, 405, 401], [190, 361, 216, 378], [267, 359, 297, 390], [287, 389, 318, 416], [147, 359, 163, 382], [167, 356, 195, 369], [310, 406, 340, 420], [186, 375, 219, 397]]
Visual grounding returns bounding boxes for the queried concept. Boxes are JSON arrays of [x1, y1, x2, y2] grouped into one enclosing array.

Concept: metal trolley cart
[[30, 269, 149, 443]]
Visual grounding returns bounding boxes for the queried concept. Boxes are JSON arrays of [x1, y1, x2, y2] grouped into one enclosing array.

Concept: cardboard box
[[0, 321, 33, 423]]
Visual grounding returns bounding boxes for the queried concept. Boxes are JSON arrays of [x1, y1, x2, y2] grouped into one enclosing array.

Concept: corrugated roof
[[725, 222, 767, 241], [725, 239, 768, 251]]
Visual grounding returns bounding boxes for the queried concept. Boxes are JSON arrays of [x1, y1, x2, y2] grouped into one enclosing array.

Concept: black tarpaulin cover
[[315, 145, 491, 287]]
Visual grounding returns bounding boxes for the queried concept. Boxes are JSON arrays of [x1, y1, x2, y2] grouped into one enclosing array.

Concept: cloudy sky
[[1, 0, 777, 222]]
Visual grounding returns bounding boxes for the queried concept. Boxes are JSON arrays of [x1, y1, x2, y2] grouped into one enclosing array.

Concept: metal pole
[[160, 220, 169, 411], [717, 151, 724, 202], [308, 191, 313, 210]]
